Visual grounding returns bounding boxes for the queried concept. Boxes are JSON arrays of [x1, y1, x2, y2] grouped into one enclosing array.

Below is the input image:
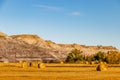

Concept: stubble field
[[0, 63, 120, 80]]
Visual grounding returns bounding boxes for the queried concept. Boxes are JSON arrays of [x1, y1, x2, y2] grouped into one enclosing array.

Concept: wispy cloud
[[34, 4, 81, 17], [34, 4, 62, 11], [71, 12, 80, 16]]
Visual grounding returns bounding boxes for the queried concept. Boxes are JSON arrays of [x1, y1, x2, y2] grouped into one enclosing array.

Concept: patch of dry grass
[[0, 63, 120, 80]]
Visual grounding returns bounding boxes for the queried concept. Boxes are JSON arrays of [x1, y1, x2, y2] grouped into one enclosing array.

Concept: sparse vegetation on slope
[[0, 32, 119, 63], [65, 49, 84, 63], [65, 49, 120, 64]]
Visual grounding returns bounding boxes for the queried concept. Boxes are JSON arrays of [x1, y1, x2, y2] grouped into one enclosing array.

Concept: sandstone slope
[[0, 32, 118, 62]]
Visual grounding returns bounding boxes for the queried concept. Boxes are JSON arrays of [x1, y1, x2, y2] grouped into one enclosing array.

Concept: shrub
[[94, 51, 105, 62], [86, 55, 95, 62], [65, 49, 84, 63], [105, 51, 120, 64]]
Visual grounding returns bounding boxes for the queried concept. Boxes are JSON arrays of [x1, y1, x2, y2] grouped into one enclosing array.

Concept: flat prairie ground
[[0, 64, 120, 80]]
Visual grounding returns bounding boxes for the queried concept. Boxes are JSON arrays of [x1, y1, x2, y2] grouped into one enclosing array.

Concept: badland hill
[[0, 32, 118, 62]]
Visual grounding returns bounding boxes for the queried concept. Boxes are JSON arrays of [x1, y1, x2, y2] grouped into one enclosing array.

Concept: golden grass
[[45, 63, 97, 67], [0, 62, 120, 80], [0, 66, 120, 80]]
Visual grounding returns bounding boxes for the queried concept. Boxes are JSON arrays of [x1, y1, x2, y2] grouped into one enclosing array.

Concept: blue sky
[[0, 0, 120, 49]]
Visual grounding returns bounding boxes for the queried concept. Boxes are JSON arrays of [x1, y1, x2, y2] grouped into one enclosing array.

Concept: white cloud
[[34, 4, 62, 11], [71, 12, 80, 16], [34, 4, 81, 16]]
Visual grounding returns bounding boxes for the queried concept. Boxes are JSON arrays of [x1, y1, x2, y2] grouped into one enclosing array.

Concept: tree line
[[65, 49, 120, 64]]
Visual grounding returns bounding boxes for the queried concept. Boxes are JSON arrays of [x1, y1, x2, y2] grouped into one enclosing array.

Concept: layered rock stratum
[[0, 32, 118, 62]]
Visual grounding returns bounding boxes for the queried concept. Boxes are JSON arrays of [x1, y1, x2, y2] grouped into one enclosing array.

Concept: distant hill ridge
[[0, 32, 118, 62]]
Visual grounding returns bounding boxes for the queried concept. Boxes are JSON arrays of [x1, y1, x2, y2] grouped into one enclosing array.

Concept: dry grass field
[[0, 63, 120, 80]]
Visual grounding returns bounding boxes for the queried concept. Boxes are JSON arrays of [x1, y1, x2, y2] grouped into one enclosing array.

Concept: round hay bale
[[0, 62, 4, 67], [38, 63, 46, 69], [96, 63, 107, 71], [31, 62, 38, 68], [103, 62, 107, 65], [23, 62, 30, 68], [18, 61, 23, 67], [90, 61, 94, 65], [79, 61, 84, 64], [19, 61, 23, 64], [99, 61, 104, 64], [85, 61, 89, 64], [38, 61, 42, 64], [60, 61, 64, 64]]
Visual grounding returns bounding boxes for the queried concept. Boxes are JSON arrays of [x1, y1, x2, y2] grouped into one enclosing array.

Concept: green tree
[[86, 54, 95, 62], [94, 51, 105, 62], [65, 49, 84, 63]]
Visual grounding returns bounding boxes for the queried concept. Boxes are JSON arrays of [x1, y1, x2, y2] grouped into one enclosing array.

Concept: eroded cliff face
[[0, 32, 8, 37], [11, 34, 62, 50], [11, 34, 117, 55], [0, 32, 118, 62], [0, 33, 60, 62]]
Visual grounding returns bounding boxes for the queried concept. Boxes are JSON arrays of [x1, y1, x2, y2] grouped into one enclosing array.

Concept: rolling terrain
[[0, 32, 118, 62]]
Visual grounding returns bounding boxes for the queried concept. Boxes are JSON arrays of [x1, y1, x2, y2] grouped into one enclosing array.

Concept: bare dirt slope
[[0, 32, 118, 62]]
